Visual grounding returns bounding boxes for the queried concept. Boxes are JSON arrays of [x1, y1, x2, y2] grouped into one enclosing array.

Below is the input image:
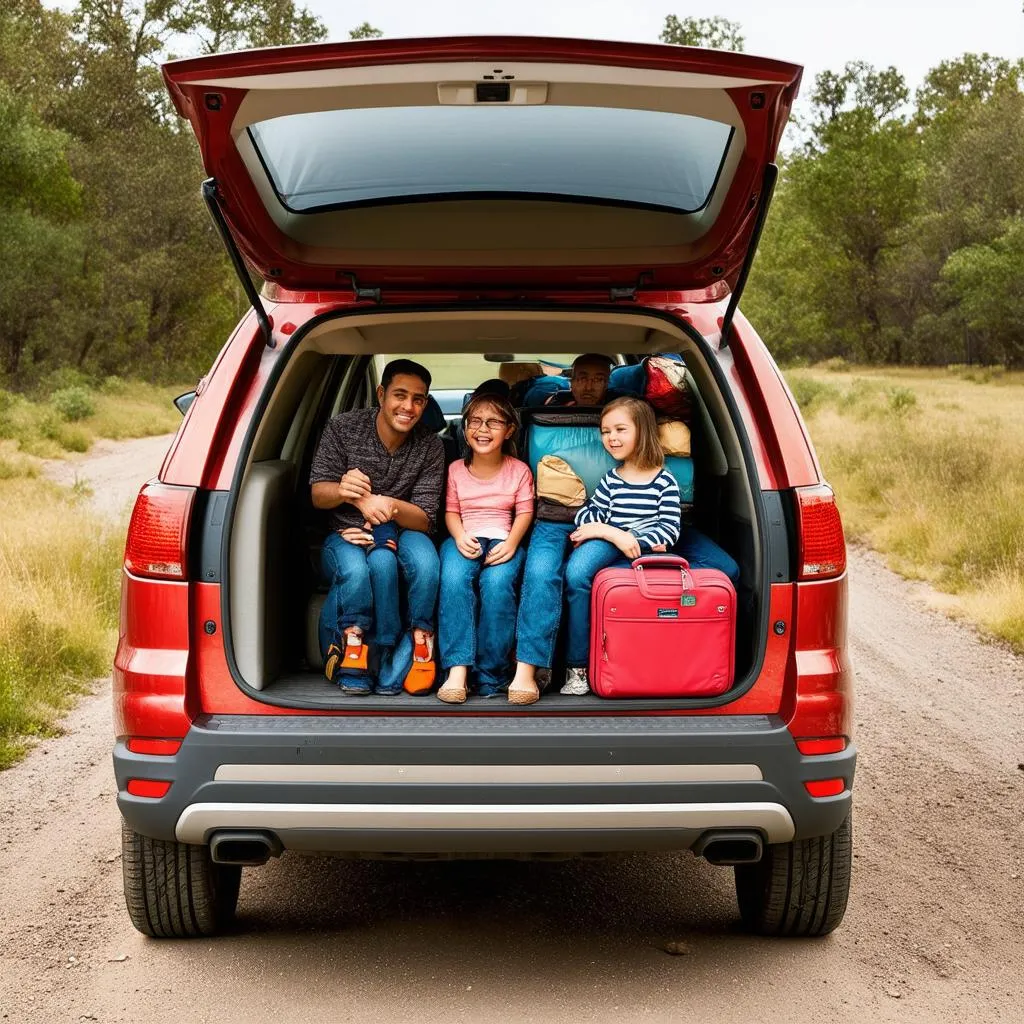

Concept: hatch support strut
[[719, 162, 779, 350], [202, 178, 274, 349]]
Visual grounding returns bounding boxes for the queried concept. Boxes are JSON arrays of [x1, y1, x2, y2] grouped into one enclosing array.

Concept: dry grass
[[788, 364, 1024, 650], [0, 380, 187, 767], [0, 379, 182, 458], [0, 476, 123, 767]]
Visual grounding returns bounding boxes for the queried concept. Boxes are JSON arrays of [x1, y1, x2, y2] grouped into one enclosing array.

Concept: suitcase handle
[[632, 555, 691, 571], [633, 555, 693, 599]]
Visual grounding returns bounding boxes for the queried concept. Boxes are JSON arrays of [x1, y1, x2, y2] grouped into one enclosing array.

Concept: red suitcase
[[589, 555, 736, 698]]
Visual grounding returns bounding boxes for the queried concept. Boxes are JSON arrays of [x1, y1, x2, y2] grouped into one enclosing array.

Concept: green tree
[[746, 64, 922, 363], [659, 14, 744, 51], [348, 20, 383, 40], [943, 217, 1024, 367]]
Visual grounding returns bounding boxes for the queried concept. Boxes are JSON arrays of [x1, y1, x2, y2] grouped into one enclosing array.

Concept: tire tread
[[735, 813, 852, 937], [121, 822, 240, 938]]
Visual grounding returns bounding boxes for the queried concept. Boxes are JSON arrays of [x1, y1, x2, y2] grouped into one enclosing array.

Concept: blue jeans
[[565, 539, 630, 667], [514, 520, 575, 669], [439, 537, 525, 693], [675, 527, 741, 584], [319, 529, 440, 657]]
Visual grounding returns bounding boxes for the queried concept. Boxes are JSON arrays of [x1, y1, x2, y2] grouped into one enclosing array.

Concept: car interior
[[223, 309, 762, 708]]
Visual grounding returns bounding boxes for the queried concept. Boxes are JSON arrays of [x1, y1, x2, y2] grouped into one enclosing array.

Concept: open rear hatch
[[163, 36, 801, 295]]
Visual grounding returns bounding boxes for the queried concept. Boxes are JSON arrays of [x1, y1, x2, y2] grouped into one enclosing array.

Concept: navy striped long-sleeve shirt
[[574, 468, 682, 551]]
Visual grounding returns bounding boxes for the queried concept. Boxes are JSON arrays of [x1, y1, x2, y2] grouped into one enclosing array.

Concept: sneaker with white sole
[[560, 667, 590, 696]]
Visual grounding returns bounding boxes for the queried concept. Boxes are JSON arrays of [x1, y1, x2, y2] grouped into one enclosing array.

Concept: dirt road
[[2, 437, 1023, 1023], [40, 434, 177, 520]]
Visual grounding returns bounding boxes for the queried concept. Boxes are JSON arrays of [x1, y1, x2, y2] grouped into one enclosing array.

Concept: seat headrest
[[499, 362, 543, 385], [420, 394, 447, 434]]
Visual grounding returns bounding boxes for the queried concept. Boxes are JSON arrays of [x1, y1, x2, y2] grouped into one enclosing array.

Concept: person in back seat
[[436, 390, 534, 704], [310, 359, 443, 695], [541, 353, 621, 407], [510, 364, 740, 701]]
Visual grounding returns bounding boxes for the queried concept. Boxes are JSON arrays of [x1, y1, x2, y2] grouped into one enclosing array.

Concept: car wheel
[[121, 822, 242, 937], [734, 812, 852, 937]]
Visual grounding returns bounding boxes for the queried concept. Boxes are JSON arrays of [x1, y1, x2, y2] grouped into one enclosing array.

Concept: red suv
[[114, 37, 853, 939]]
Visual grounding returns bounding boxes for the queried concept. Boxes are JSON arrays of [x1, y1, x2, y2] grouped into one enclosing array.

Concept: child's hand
[[455, 533, 482, 559], [611, 530, 642, 560], [339, 526, 373, 547], [570, 522, 606, 545], [484, 540, 516, 566]]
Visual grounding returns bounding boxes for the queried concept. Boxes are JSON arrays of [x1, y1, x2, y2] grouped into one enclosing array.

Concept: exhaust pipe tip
[[693, 830, 764, 866], [209, 830, 283, 866]]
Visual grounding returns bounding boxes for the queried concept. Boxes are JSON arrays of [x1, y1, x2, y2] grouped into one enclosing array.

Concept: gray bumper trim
[[212, 763, 764, 785], [175, 800, 795, 844]]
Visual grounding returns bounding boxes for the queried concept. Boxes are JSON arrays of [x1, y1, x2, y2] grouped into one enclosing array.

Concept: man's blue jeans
[[439, 537, 525, 694], [515, 520, 740, 670], [677, 527, 740, 585], [318, 529, 439, 658]]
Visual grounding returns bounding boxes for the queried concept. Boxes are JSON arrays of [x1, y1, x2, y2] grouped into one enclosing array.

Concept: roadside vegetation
[[788, 364, 1024, 650], [0, 378, 184, 767]]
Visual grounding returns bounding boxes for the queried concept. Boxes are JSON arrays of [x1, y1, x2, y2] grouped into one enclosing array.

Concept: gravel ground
[[2, 436, 1022, 1023]]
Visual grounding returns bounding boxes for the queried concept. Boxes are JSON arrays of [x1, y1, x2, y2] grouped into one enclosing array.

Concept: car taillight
[[795, 737, 847, 756], [124, 482, 196, 580], [126, 779, 172, 798], [126, 738, 183, 755], [795, 484, 846, 580]]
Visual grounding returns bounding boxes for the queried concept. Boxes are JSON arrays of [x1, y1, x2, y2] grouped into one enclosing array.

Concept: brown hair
[[462, 394, 519, 465], [601, 396, 664, 471]]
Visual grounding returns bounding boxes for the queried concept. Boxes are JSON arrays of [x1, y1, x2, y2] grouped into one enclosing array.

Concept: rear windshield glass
[[248, 106, 733, 214]]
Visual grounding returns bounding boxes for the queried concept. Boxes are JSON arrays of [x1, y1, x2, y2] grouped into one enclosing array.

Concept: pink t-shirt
[[446, 457, 535, 540]]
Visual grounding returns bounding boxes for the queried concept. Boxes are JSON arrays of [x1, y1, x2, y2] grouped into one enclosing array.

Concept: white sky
[[313, 0, 1024, 99]]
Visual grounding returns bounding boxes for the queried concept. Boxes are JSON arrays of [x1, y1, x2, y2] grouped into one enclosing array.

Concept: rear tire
[[121, 822, 242, 937], [734, 812, 852, 937]]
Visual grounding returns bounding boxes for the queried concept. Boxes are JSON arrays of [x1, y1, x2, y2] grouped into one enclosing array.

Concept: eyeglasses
[[466, 417, 508, 431]]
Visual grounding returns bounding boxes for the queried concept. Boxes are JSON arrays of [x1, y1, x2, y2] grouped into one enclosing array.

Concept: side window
[[333, 354, 373, 415]]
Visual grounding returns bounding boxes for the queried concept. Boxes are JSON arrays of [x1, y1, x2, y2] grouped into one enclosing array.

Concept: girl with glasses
[[437, 393, 535, 703]]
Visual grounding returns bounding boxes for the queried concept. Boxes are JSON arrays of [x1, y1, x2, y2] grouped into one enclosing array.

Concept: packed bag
[[535, 454, 586, 522], [589, 555, 735, 698], [644, 356, 692, 421], [657, 419, 691, 457]]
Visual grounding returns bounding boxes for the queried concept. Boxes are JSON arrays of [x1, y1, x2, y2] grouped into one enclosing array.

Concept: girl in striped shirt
[[560, 396, 682, 695]]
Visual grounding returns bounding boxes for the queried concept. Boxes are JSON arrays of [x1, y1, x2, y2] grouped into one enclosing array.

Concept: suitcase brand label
[[657, 607, 679, 618], [680, 595, 697, 607]]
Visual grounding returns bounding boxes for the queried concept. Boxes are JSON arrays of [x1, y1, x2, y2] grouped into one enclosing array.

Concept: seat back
[[521, 410, 694, 503]]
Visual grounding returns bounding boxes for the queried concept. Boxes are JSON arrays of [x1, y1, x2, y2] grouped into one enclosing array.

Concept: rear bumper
[[114, 713, 855, 855]]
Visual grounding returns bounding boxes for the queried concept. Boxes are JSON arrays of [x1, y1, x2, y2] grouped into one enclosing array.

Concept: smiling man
[[310, 358, 443, 695]]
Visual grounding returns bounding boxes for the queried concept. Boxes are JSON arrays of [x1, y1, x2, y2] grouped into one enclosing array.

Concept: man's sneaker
[[323, 642, 343, 682], [334, 631, 372, 693], [403, 631, 436, 694], [560, 667, 590, 696]]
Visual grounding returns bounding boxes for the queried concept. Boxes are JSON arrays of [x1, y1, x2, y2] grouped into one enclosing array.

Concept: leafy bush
[[51, 385, 96, 422], [100, 375, 129, 395], [818, 357, 849, 373], [788, 375, 838, 412], [39, 367, 93, 397], [887, 386, 918, 416]]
